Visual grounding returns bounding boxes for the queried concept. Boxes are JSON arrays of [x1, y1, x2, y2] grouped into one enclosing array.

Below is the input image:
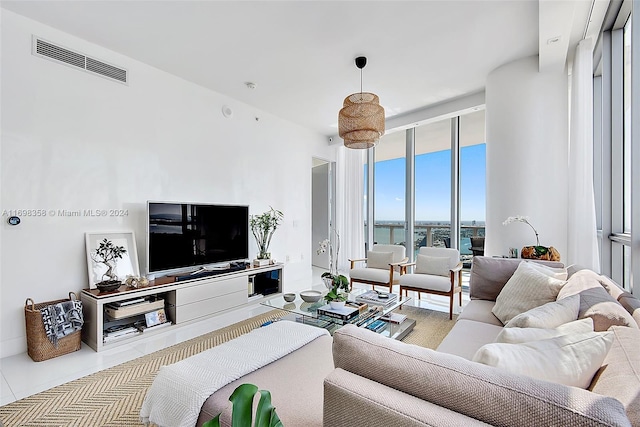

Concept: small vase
[[329, 300, 346, 309]]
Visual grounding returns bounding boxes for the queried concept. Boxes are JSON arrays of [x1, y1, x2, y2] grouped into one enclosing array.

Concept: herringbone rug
[[0, 305, 455, 427]]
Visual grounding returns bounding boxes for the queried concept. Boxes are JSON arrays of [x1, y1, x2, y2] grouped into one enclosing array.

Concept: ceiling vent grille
[[32, 36, 128, 84]]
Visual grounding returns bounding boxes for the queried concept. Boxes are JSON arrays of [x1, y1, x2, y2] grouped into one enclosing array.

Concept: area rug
[[0, 306, 456, 427]]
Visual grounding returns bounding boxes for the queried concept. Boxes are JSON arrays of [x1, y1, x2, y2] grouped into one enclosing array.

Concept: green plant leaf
[[254, 389, 284, 427], [202, 415, 221, 427], [229, 383, 259, 427]]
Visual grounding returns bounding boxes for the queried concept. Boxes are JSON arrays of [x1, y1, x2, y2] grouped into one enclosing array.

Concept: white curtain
[[568, 38, 600, 271], [335, 145, 366, 275]]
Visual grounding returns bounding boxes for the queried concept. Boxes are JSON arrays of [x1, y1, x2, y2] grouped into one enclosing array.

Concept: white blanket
[[140, 320, 329, 427]]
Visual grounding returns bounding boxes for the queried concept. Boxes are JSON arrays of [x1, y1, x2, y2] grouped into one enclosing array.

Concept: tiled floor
[[0, 267, 470, 406]]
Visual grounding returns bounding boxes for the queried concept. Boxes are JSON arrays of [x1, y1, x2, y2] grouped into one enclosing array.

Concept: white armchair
[[399, 247, 463, 319], [349, 244, 407, 293]]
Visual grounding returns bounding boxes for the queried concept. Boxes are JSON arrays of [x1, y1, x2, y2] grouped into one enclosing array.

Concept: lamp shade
[[338, 92, 385, 149]]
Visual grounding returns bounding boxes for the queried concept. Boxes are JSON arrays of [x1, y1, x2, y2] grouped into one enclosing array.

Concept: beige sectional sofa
[[197, 256, 640, 426], [326, 257, 640, 426]]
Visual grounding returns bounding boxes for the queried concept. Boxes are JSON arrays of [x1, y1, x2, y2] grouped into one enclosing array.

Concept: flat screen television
[[147, 202, 249, 275]]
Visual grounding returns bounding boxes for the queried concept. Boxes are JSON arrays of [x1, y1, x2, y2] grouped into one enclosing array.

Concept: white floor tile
[[1, 373, 15, 406]]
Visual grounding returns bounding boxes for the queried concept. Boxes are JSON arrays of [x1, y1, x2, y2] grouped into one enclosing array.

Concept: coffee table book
[[316, 304, 360, 322], [355, 290, 398, 306]]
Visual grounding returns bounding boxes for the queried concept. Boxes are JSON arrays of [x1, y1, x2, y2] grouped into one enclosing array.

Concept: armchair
[[349, 244, 407, 293], [398, 247, 462, 319]]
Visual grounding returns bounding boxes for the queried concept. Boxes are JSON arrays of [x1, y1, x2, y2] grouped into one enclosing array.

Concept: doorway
[[312, 158, 335, 269]]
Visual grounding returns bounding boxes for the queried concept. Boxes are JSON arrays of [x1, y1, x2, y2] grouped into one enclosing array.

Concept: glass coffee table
[[261, 288, 416, 340]]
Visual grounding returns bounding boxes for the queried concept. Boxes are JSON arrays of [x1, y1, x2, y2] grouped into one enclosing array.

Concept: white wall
[[485, 56, 568, 258], [0, 11, 331, 357]]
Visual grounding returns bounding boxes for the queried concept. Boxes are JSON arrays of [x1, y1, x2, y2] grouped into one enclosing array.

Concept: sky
[[373, 144, 486, 222]]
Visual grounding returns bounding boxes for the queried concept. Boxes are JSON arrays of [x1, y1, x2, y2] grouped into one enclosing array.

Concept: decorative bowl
[[96, 281, 122, 293], [283, 293, 296, 302], [299, 290, 322, 303]]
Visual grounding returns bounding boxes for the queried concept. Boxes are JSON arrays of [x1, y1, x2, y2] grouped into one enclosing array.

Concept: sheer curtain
[[335, 145, 366, 275], [568, 38, 600, 271]]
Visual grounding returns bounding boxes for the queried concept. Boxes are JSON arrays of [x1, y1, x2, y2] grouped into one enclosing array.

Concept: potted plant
[[503, 215, 561, 261], [250, 207, 284, 265], [316, 228, 350, 307], [324, 274, 350, 308], [90, 238, 127, 292]]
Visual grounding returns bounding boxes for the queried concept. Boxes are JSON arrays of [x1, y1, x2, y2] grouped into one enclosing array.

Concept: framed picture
[[85, 231, 140, 289]]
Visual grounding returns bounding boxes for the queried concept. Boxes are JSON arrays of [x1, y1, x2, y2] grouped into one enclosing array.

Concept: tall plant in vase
[[250, 207, 284, 261], [317, 228, 349, 307]]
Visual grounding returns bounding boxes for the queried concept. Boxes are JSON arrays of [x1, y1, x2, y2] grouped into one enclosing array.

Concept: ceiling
[[1, 1, 600, 137]]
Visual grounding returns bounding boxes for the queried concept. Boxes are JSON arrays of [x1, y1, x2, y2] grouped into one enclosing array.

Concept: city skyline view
[[373, 143, 486, 222]]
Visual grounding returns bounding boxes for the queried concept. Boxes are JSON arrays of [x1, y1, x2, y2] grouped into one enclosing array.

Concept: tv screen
[[147, 202, 249, 274]]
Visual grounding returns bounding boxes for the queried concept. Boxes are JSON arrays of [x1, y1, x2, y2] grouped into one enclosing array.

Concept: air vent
[[32, 36, 128, 84]]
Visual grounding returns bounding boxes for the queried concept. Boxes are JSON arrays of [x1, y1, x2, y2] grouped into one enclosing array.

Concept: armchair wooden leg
[[449, 296, 454, 320], [459, 290, 462, 305], [349, 279, 353, 291]]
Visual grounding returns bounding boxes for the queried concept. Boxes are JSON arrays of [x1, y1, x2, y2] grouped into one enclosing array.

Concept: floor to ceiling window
[[373, 133, 406, 246], [594, 0, 635, 291], [414, 120, 451, 254], [460, 110, 487, 263], [365, 109, 486, 265]]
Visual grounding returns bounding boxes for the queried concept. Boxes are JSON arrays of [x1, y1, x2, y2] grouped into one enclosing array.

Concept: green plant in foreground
[[204, 383, 283, 427], [324, 274, 350, 303]]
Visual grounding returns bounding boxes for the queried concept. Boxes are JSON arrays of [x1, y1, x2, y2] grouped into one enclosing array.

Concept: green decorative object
[[323, 273, 349, 303], [250, 207, 284, 260], [204, 383, 283, 427]]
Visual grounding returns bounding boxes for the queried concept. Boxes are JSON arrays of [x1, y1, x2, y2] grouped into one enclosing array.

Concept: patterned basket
[[25, 292, 82, 362]]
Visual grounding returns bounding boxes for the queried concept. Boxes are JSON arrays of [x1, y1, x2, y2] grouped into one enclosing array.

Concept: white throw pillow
[[504, 294, 580, 328], [526, 262, 569, 280], [492, 262, 567, 324], [473, 331, 614, 389], [496, 318, 594, 344], [415, 255, 451, 277], [367, 251, 394, 270]]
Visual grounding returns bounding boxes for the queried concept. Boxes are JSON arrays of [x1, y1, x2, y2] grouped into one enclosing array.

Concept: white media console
[[80, 263, 283, 352]]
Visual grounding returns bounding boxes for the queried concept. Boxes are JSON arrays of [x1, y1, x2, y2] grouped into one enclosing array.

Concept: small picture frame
[[145, 309, 167, 327], [85, 231, 140, 289]]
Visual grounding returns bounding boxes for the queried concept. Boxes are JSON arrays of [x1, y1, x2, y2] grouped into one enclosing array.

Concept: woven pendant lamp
[[338, 57, 385, 149]]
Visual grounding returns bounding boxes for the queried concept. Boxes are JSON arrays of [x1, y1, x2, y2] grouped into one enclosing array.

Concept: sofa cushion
[[469, 256, 564, 301], [496, 318, 594, 344], [590, 326, 640, 425], [366, 250, 394, 270], [332, 325, 630, 427], [472, 331, 614, 389], [415, 254, 450, 277], [618, 292, 640, 326], [526, 261, 568, 280], [436, 319, 503, 360], [558, 270, 638, 331], [458, 300, 502, 326], [504, 294, 580, 328], [492, 262, 566, 324]]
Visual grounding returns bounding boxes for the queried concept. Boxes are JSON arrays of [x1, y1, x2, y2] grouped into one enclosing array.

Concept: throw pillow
[[525, 261, 568, 280], [473, 331, 614, 389], [496, 318, 594, 344], [367, 251, 394, 270], [558, 269, 638, 331], [415, 254, 451, 277], [504, 294, 580, 328], [491, 262, 566, 324]]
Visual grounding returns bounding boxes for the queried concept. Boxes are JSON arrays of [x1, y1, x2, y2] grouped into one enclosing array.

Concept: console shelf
[[81, 263, 283, 351]]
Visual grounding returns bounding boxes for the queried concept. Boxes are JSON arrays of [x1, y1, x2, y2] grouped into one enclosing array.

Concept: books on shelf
[[137, 321, 172, 333], [355, 290, 398, 306], [380, 312, 407, 324], [104, 298, 165, 319]]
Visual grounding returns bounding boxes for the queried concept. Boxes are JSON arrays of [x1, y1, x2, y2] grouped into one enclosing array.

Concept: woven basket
[[25, 292, 82, 362]]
